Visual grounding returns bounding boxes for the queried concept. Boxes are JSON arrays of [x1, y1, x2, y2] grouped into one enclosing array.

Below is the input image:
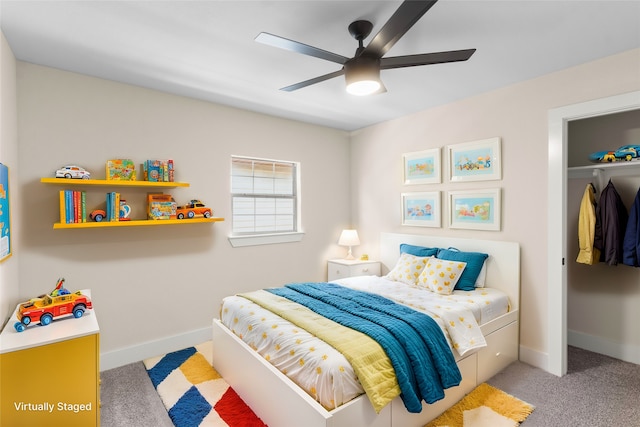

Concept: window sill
[[228, 232, 305, 247]]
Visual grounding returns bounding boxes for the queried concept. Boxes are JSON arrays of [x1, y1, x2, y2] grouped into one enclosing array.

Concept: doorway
[[547, 90, 640, 377]]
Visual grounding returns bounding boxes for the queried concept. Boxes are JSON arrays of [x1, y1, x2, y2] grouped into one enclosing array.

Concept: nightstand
[[327, 259, 381, 281]]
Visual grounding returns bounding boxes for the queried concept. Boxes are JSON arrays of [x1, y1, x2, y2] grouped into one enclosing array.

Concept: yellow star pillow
[[385, 252, 431, 285], [418, 258, 467, 295]]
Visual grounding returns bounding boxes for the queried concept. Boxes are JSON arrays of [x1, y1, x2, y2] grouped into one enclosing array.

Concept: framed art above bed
[[448, 137, 501, 182], [448, 188, 501, 231], [403, 149, 441, 185], [401, 192, 441, 227]]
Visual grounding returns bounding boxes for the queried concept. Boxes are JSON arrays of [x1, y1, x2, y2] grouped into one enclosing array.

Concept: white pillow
[[474, 260, 488, 288], [385, 253, 431, 285], [418, 258, 467, 295]]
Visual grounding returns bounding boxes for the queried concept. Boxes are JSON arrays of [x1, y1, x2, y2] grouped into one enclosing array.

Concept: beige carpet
[[425, 383, 534, 427]]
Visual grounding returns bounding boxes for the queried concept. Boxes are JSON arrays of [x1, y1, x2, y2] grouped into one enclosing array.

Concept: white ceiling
[[2, 1, 639, 131]]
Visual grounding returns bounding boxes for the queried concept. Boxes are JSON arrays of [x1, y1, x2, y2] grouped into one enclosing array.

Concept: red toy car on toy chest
[[14, 278, 92, 332]]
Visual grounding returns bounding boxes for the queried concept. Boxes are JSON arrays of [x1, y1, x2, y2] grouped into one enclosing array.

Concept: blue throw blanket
[[267, 282, 461, 413]]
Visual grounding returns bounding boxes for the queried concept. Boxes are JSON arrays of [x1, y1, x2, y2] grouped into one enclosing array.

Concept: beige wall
[[350, 48, 640, 365], [15, 63, 351, 359], [0, 32, 19, 326]]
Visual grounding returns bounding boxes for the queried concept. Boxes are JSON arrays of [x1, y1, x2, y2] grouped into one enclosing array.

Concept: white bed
[[212, 233, 520, 427]]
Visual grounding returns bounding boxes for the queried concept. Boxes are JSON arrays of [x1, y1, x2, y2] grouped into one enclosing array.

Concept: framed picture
[[448, 188, 501, 231], [0, 163, 11, 262], [403, 148, 441, 185], [448, 137, 501, 182], [402, 191, 441, 227]]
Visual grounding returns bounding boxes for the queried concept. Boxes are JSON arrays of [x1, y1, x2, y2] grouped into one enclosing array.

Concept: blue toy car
[[589, 145, 640, 163]]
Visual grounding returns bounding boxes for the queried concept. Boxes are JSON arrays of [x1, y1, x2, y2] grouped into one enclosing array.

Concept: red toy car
[[90, 209, 106, 222], [176, 199, 212, 219], [14, 278, 92, 332]]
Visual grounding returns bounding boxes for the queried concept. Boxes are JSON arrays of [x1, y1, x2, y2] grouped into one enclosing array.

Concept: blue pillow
[[400, 243, 439, 257], [436, 248, 488, 291]]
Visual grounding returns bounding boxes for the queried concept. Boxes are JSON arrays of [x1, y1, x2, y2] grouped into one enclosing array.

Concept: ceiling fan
[[255, 0, 476, 96]]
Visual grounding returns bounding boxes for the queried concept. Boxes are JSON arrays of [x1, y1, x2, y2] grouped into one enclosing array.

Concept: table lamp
[[338, 229, 360, 260]]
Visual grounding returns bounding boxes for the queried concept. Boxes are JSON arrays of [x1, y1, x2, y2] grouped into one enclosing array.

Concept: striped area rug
[[424, 383, 534, 427], [143, 341, 267, 427]]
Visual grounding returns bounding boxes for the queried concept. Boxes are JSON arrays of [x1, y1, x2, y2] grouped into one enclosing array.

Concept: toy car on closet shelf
[[589, 145, 640, 163], [13, 278, 93, 332]]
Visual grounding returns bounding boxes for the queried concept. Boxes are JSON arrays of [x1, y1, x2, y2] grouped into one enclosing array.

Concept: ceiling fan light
[[344, 56, 381, 96], [346, 79, 381, 96]]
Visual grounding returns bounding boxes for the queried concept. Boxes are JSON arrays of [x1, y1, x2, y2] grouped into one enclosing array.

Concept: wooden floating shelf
[[53, 217, 224, 229], [40, 178, 189, 188]]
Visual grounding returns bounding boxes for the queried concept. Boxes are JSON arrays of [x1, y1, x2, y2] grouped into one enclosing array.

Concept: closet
[[566, 109, 640, 365]]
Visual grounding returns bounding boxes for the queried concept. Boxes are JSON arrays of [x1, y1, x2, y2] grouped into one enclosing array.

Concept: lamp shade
[[344, 57, 381, 96], [338, 229, 360, 247]]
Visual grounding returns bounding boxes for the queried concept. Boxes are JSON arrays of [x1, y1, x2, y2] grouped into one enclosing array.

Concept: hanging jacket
[[576, 183, 600, 265], [594, 179, 628, 266], [622, 188, 640, 267]]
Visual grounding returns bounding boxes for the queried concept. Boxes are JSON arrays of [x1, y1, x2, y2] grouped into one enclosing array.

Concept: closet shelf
[[568, 161, 640, 177], [568, 161, 640, 189]]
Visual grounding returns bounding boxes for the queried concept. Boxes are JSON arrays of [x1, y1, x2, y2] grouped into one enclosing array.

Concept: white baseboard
[[519, 344, 549, 372], [568, 329, 640, 365], [100, 326, 212, 371]]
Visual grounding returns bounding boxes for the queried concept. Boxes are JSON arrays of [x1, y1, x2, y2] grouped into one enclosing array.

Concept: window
[[230, 156, 302, 246]]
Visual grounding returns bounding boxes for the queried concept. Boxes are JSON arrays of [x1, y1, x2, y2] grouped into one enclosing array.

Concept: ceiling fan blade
[[380, 49, 476, 69], [256, 32, 349, 65], [280, 70, 345, 92], [363, 0, 438, 58]]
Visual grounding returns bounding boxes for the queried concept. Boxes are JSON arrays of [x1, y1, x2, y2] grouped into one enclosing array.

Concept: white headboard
[[380, 233, 520, 310]]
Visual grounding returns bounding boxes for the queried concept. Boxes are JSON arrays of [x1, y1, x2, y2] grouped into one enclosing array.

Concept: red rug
[[143, 341, 267, 427]]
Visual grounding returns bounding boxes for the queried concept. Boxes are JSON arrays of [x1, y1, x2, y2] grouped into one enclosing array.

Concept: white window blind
[[231, 156, 299, 235]]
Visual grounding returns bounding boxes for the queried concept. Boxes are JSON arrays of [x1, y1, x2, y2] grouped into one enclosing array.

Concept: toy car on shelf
[[176, 199, 212, 219], [13, 278, 92, 332], [589, 145, 640, 163], [90, 209, 106, 222], [55, 165, 91, 179]]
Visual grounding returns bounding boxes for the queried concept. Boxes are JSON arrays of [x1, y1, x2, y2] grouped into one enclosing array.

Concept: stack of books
[[59, 190, 86, 223]]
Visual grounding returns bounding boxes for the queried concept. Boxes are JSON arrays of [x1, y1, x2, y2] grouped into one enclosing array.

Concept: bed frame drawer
[[477, 321, 519, 383]]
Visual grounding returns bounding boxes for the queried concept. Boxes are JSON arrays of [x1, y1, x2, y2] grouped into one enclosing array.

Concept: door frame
[[547, 90, 640, 377]]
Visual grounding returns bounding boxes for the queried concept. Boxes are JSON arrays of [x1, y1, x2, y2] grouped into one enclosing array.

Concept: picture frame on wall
[[0, 163, 11, 262], [448, 137, 501, 182], [448, 188, 501, 231], [402, 191, 441, 227], [403, 148, 441, 185]]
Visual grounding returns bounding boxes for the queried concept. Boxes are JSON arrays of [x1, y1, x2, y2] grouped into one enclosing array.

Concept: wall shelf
[[42, 177, 224, 228], [53, 217, 224, 229], [41, 177, 189, 188]]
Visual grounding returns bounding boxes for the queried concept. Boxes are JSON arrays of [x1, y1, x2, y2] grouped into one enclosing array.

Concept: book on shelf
[[106, 159, 136, 181], [142, 159, 174, 182], [81, 192, 86, 223], [147, 193, 176, 220], [105, 192, 121, 222], [59, 190, 65, 224]]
